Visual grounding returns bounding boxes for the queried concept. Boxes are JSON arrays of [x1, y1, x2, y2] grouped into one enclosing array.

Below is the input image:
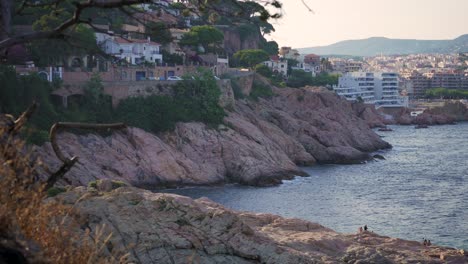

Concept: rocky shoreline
[[37, 86, 391, 188], [384, 102, 467, 127], [55, 185, 467, 264]]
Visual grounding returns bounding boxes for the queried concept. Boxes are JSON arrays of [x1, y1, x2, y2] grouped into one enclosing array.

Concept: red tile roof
[[270, 55, 280, 61]]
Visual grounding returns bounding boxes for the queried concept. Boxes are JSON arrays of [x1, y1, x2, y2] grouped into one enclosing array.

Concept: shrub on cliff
[[0, 67, 114, 145], [116, 69, 225, 133], [249, 81, 274, 101], [173, 69, 225, 125]]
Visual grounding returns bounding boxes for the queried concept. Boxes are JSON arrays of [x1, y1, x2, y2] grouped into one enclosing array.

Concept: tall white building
[[334, 72, 408, 108]]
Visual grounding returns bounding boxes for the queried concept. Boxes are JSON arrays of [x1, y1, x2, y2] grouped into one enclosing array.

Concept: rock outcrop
[[57, 187, 467, 264], [424, 101, 468, 122], [351, 102, 386, 128], [382, 101, 468, 126], [37, 86, 390, 188]]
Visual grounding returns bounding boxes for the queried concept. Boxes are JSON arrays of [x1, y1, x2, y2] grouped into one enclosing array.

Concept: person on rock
[[364, 225, 368, 231], [358, 226, 363, 233], [423, 239, 427, 246], [427, 240, 432, 246]]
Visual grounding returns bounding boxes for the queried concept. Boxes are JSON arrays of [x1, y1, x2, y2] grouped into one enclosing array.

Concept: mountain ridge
[[298, 34, 468, 56]]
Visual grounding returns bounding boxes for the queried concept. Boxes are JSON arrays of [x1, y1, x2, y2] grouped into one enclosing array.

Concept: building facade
[[96, 33, 163, 65], [263, 55, 288, 76], [334, 72, 408, 108]]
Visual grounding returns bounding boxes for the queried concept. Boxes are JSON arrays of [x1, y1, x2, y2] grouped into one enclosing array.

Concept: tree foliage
[[255, 64, 273, 77], [179, 25, 224, 53], [146, 21, 173, 45], [287, 70, 340, 88], [115, 69, 225, 133], [249, 81, 274, 101], [260, 40, 279, 56], [233, 49, 269, 68], [425, 87, 468, 99]]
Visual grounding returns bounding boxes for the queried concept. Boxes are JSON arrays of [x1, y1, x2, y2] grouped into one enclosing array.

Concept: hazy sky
[[266, 0, 468, 48]]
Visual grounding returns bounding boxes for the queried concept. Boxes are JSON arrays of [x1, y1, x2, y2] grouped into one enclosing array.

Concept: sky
[[266, 0, 468, 48]]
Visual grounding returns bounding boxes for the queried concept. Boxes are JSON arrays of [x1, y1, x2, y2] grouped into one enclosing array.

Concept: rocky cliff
[[37, 85, 390, 188], [56, 186, 467, 264]]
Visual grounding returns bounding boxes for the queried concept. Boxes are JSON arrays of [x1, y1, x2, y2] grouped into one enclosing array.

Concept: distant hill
[[298, 35, 468, 57]]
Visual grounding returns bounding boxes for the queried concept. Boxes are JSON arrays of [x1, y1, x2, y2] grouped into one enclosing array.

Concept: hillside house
[[263, 55, 288, 76], [96, 33, 163, 65]]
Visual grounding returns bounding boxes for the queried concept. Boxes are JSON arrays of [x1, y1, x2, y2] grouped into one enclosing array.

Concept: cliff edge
[[37, 86, 390, 188]]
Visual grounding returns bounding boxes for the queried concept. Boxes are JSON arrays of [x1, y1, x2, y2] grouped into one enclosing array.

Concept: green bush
[[425, 88, 468, 99], [47, 187, 66, 197], [1, 66, 224, 143], [255, 64, 272, 78], [231, 79, 245, 99], [116, 69, 225, 133], [111, 181, 127, 189], [286, 70, 339, 88], [249, 81, 274, 101], [88, 181, 97, 188]]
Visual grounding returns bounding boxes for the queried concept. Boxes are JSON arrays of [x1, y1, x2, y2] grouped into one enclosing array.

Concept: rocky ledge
[[37, 87, 390, 188], [57, 186, 467, 264], [383, 102, 468, 126]]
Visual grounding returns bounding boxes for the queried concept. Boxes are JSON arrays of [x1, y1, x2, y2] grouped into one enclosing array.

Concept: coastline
[[37, 86, 391, 189], [164, 123, 468, 251]]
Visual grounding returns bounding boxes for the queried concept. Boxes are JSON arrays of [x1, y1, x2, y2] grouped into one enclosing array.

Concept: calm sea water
[[163, 123, 468, 249]]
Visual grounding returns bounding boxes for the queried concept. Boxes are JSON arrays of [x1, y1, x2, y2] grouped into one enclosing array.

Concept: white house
[[334, 72, 408, 108], [291, 62, 321, 77], [263, 55, 288, 76], [96, 33, 163, 65]]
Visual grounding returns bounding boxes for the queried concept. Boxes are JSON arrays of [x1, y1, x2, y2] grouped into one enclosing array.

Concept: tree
[[146, 21, 173, 45], [233, 49, 270, 68], [29, 25, 99, 67], [286, 58, 298, 75], [260, 40, 279, 55], [320, 58, 333, 72], [179, 25, 224, 53]]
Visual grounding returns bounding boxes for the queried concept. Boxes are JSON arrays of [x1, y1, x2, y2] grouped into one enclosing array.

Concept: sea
[[163, 122, 468, 249]]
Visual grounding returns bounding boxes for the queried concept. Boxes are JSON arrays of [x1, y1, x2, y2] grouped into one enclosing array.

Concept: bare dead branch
[[301, 0, 315, 14], [45, 156, 77, 189], [11, 102, 38, 135], [49, 122, 126, 164], [47, 122, 126, 187]]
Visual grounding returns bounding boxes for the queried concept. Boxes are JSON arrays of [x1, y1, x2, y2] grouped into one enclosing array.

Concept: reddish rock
[[37, 88, 390, 187], [54, 187, 468, 264], [351, 102, 386, 128]]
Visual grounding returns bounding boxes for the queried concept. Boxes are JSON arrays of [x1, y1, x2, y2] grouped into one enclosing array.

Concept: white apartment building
[[334, 72, 408, 108], [96, 33, 163, 65]]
